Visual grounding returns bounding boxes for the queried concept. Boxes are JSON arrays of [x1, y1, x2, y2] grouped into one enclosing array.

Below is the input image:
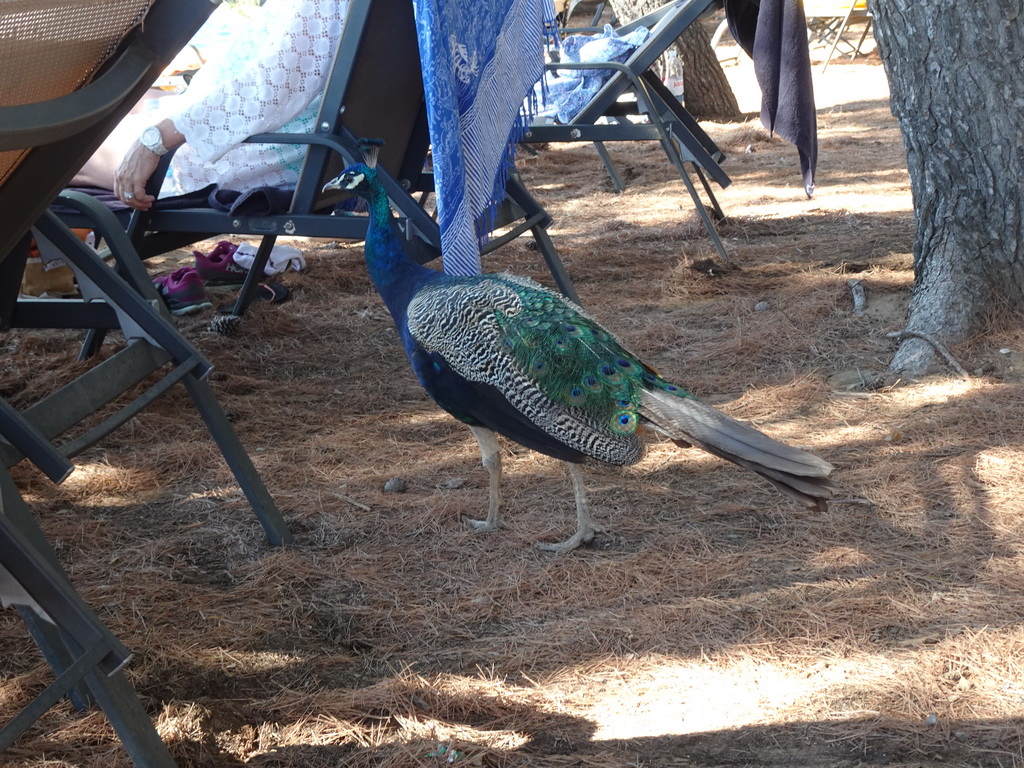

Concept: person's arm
[[114, 0, 347, 208], [114, 118, 185, 211]]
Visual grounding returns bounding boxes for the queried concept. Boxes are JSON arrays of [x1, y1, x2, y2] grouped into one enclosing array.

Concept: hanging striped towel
[[414, 0, 551, 275]]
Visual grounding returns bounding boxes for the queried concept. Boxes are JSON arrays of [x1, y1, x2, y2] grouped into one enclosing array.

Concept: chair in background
[[804, 0, 872, 72], [525, 0, 732, 260]]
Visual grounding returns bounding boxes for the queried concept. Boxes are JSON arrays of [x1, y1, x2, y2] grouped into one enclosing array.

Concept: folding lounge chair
[[524, 0, 732, 260], [108, 0, 578, 320], [0, 2, 254, 762], [0, 0, 291, 548], [804, 0, 872, 72]]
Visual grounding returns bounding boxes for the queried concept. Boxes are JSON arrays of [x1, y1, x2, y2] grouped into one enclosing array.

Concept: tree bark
[[678, 19, 741, 120], [870, 0, 1024, 375], [608, 0, 740, 120]]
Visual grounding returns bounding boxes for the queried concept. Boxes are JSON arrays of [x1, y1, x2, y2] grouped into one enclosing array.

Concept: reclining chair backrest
[[295, 0, 429, 213], [131, 0, 577, 305], [130, 0, 440, 264], [0, 0, 216, 265]]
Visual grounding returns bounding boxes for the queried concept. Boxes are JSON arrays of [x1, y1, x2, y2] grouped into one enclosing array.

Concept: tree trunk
[[870, 0, 1024, 375], [678, 20, 741, 120], [608, 0, 740, 120]]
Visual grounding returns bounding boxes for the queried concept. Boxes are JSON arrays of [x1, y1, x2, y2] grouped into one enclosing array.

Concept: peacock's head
[[322, 163, 376, 197], [323, 139, 385, 198]]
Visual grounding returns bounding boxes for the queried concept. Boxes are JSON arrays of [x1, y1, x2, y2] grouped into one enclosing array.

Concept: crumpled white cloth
[[231, 242, 306, 275]]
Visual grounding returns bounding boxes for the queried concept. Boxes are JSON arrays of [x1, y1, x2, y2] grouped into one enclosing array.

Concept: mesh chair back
[[0, 0, 153, 185]]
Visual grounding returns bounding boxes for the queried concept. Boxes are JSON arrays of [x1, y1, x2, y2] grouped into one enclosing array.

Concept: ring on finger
[[124, 192, 135, 200]]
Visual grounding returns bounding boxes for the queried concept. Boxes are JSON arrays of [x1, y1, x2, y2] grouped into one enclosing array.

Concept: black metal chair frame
[[0, 464, 177, 766], [525, 0, 732, 260], [0, 0, 290, 763]]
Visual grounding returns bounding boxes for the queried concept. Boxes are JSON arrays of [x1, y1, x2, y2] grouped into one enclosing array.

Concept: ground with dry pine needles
[[4, 34, 1024, 768]]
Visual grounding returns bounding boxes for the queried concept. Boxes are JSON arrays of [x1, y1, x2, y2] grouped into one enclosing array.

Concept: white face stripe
[[344, 172, 365, 190]]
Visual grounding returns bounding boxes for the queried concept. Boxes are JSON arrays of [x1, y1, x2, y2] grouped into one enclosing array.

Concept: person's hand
[[113, 141, 161, 211]]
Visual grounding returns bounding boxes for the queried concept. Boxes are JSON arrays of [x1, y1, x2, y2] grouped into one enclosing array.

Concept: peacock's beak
[[322, 171, 364, 193]]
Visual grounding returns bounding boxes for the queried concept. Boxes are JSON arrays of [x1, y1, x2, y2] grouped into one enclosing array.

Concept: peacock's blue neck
[[362, 185, 438, 319]]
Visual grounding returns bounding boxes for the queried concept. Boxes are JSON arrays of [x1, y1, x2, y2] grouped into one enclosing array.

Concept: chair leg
[[0, 638, 111, 750], [78, 328, 108, 361], [14, 609, 95, 713], [680, 167, 729, 261], [225, 235, 277, 317], [592, 141, 626, 192], [658, 138, 729, 261], [0, 470, 94, 711], [531, 224, 580, 304], [502, 175, 580, 302], [80, 662, 178, 768], [854, 18, 872, 57], [180, 375, 293, 546], [693, 164, 726, 222]]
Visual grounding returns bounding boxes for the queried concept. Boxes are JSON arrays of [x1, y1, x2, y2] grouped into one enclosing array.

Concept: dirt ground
[[5, 22, 1024, 768]]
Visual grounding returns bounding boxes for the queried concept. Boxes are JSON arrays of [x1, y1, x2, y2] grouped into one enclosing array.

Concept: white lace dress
[[161, 0, 350, 196]]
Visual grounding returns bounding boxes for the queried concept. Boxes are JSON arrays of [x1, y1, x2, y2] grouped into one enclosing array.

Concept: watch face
[[142, 126, 160, 145]]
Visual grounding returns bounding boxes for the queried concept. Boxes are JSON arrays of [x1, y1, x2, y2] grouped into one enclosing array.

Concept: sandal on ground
[[248, 282, 289, 304]]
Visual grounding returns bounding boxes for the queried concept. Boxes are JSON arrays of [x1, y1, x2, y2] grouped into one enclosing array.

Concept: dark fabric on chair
[[725, 0, 817, 197], [208, 184, 296, 216]]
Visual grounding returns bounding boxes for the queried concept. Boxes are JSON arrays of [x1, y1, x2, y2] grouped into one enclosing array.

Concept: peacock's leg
[[464, 426, 503, 532], [536, 461, 604, 554]]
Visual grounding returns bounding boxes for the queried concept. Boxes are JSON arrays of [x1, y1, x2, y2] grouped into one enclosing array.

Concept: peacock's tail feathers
[[638, 387, 836, 508]]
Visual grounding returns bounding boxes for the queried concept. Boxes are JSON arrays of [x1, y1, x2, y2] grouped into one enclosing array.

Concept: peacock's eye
[[610, 410, 637, 433]]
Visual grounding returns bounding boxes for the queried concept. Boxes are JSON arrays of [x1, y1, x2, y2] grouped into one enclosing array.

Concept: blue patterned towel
[[536, 25, 650, 124], [414, 0, 549, 275]]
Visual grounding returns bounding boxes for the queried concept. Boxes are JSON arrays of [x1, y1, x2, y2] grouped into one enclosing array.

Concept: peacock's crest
[[358, 138, 385, 169]]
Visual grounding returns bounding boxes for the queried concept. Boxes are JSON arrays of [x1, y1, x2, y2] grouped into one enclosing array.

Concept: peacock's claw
[[534, 521, 604, 554], [463, 516, 501, 533]]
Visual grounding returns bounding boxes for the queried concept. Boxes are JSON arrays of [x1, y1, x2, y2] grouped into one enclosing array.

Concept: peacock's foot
[[535, 521, 604, 555], [463, 516, 501, 533]]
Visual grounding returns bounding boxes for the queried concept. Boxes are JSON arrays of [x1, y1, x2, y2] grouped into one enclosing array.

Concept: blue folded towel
[[538, 24, 650, 123]]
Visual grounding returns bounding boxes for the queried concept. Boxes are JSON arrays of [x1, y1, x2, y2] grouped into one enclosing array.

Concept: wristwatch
[[140, 125, 168, 156]]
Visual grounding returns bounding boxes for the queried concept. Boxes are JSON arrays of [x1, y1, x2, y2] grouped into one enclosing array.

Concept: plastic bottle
[[663, 48, 685, 104]]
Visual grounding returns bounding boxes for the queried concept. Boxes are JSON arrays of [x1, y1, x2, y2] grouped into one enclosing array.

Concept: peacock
[[324, 148, 836, 554]]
